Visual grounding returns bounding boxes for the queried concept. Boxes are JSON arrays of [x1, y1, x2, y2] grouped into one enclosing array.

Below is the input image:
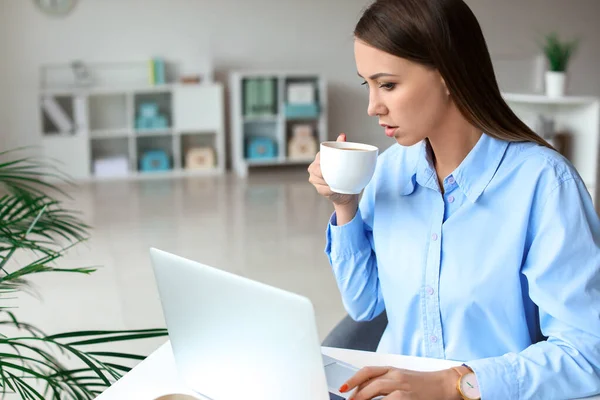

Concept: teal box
[[284, 103, 320, 119], [139, 103, 159, 118], [154, 116, 168, 129], [140, 150, 170, 172], [246, 136, 277, 160]]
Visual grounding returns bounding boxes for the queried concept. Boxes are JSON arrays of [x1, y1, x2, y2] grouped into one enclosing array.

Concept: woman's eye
[[361, 80, 368, 88], [379, 82, 396, 90]]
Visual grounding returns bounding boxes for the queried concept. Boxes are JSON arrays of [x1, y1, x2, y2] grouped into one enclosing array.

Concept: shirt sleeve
[[467, 177, 600, 400], [324, 180, 385, 322]]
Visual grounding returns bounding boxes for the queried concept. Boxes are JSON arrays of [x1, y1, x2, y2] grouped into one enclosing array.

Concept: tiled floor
[[13, 169, 347, 362]]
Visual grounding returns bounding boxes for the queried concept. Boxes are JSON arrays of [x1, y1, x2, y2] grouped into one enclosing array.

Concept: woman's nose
[[367, 93, 387, 117]]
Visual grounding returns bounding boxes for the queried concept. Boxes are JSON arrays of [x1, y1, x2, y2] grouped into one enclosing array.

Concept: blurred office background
[[0, 0, 599, 394]]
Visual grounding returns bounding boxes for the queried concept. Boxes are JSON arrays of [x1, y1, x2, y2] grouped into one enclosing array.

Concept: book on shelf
[[148, 58, 166, 85], [73, 95, 88, 131], [243, 78, 277, 117], [41, 95, 74, 134]]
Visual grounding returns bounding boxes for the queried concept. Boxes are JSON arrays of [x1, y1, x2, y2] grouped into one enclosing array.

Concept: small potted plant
[[541, 32, 579, 97]]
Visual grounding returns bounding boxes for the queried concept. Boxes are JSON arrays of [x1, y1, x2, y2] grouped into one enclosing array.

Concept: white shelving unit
[[40, 83, 225, 180], [502, 93, 600, 205], [230, 71, 327, 177]]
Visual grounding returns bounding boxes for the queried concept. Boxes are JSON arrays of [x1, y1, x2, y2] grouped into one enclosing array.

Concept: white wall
[[1, 0, 368, 152], [0, 5, 8, 144], [470, 0, 600, 97], [1, 0, 599, 154]]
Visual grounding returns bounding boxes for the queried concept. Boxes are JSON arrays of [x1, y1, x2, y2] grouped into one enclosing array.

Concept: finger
[[316, 151, 320, 162], [352, 378, 401, 400], [308, 175, 329, 186], [308, 175, 331, 189], [307, 165, 324, 180], [313, 185, 333, 197], [337, 133, 347, 142], [307, 160, 321, 172], [317, 187, 333, 197], [340, 366, 390, 392], [351, 377, 377, 400], [308, 176, 328, 188]]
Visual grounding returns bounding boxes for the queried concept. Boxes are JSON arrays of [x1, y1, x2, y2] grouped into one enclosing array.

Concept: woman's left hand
[[339, 366, 462, 400]]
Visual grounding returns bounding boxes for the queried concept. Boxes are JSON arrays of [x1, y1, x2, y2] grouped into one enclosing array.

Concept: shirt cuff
[[325, 209, 371, 260], [467, 353, 520, 400]]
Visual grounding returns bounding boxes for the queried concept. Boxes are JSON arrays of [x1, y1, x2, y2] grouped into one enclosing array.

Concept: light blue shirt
[[325, 133, 600, 400]]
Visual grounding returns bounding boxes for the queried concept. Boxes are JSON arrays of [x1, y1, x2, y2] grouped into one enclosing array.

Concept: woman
[[308, 0, 600, 399]]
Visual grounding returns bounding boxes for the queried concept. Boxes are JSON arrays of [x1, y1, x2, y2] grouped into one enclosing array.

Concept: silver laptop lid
[[150, 248, 331, 400]]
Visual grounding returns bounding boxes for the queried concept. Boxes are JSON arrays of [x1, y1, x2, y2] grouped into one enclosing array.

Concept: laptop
[[149, 248, 358, 400]]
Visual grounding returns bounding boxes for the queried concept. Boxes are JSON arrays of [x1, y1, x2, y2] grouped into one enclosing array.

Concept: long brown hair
[[354, 0, 552, 148]]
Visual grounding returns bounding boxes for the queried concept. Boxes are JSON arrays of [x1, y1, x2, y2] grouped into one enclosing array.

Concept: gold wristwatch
[[452, 364, 481, 400]]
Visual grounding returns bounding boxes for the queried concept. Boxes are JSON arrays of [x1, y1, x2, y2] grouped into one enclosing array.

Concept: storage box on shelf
[[134, 91, 172, 133], [40, 82, 225, 181], [181, 132, 218, 170], [502, 93, 600, 205], [287, 122, 318, 161], [91, 137, 131, 177], [230, 71, 327, 177], [137, 135, 173, 173]]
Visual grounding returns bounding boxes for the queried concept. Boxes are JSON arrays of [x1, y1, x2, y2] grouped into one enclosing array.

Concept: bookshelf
[[230, 71, 327, 177], [40, 83, 225, 180]]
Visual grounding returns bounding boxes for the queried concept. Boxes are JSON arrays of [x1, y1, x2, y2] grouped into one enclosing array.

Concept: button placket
[[443, 176, 459, 222], [423, 195, 445, 359]]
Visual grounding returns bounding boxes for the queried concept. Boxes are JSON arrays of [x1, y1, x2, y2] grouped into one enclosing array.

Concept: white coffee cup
[[320, 141, 379, 194]]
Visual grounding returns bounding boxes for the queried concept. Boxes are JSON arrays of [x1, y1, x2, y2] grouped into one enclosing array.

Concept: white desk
[[96, 341, 600, 400]]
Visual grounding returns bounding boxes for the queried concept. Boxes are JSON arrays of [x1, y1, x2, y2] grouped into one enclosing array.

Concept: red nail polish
[[339, 383, 349, 393]]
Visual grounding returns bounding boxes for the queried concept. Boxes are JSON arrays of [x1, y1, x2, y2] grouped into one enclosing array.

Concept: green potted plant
[[0, 149, 168, 399], [541, 32, 579, 97]]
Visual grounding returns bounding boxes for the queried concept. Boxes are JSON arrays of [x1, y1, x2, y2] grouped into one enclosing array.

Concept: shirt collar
[[401, 133, 509, 202], [453, 133, 509, 202], [400, 141, 435, 196]]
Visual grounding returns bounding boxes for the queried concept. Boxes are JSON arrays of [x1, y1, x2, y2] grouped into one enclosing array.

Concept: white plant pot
[[545, 71, 566, 98]]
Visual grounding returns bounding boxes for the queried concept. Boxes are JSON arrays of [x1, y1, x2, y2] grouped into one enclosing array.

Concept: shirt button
[[448, 177, 455, 185], [430, 335, 438, 343], [448, 195, 455, 203], [431, 233, 438, 241], [426, 286, 434, 295]]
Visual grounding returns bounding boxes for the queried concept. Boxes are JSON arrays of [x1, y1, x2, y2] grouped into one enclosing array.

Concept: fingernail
[[339, 383, 349, 393]]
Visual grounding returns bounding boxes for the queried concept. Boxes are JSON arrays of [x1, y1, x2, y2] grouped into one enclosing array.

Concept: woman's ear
[[441, 76, 450, 96]]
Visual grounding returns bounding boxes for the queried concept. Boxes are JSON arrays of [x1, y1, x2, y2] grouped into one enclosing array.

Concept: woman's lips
[[382, 125, 398, 137]]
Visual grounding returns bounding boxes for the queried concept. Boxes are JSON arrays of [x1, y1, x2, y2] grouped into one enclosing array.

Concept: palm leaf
[[48, 328, 168, 341], [0, 149, 169, 399], [0, 316, 168, 399], [0, 150, 73, 198], [0, 311, 47, 337]]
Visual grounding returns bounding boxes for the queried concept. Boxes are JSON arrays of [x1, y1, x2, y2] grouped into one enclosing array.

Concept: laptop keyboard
[[329, 393, 345, 400]]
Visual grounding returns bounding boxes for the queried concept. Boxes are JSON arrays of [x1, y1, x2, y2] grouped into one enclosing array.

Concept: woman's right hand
[[308, 133, 359, 207]]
